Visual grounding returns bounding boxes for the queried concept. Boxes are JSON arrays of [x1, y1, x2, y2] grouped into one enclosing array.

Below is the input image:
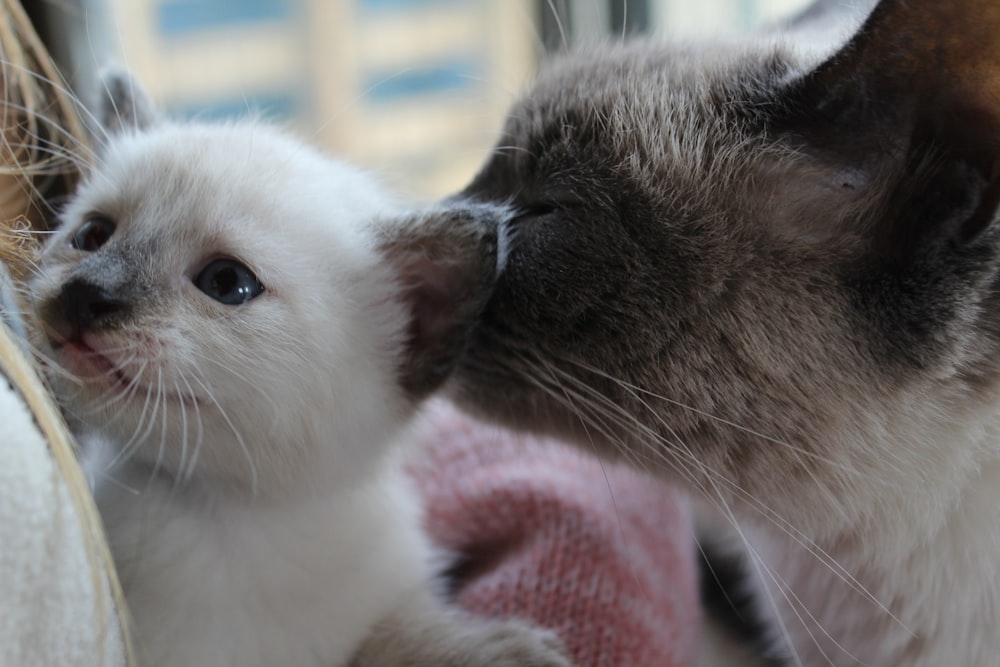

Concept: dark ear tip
[[97, 66, 132, 100], [93, 66, 159, 136]]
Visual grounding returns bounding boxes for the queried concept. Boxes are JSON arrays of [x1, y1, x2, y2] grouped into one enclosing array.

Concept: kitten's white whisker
[[173, 377, 188, 489], [189, 371, 258, 495], [0, 98, 99, 162], [183, 347, 282, 415], [0, 56, 101, 155], [89, 352, 146, 416], [109, 365, 159, 467], [177, 371, 204, 484], [148, 368, 169, 488]]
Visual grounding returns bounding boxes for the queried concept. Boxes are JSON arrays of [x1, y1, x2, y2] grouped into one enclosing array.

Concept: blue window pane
[[171, 92, 300, 121], [157, 0, 294, 37], [363, 60, 481, 103], [361, 0, 480, 10]]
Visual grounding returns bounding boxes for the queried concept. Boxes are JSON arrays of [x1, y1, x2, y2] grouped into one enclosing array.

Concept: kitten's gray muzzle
[[40, 252, 143, 344]]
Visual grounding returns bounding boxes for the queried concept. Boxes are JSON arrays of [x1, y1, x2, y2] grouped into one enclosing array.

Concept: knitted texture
[[409, 401, 701, 667]]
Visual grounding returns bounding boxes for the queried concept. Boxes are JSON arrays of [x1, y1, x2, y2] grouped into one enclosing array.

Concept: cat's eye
[[194, 259, 265, 305], [71, 216, 116, 251]]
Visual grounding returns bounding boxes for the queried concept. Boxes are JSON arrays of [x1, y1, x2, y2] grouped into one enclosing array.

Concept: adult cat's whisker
[[702, 468, 911, 634], [777, 580, 871, 667], [583, 397, 821, 666], [666, 434, 903, 627], [532, 353, 909, 631], [607, 371, 858, 527], [528, 359, 657, 476], [523, 350, 667, 580], [522, 351, 711, 494], [696, 469, 809, 667], [559, 356, 885, 483]]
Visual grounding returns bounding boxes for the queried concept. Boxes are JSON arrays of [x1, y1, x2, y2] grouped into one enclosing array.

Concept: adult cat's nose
[[58, 278, 126, 337]]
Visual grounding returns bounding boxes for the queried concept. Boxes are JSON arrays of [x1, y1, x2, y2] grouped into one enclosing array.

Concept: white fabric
[[0, 371, 125, 667]]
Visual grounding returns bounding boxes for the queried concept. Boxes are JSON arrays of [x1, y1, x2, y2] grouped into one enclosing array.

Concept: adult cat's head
[[31, 72, 500, 499], [438, 0, 1000, 541]]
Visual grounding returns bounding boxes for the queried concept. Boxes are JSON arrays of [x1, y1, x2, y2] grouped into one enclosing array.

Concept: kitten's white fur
[[31, 78, 568, 667]]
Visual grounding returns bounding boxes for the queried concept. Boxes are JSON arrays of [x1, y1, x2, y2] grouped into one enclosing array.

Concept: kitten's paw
[[458, 618, 572, 667]]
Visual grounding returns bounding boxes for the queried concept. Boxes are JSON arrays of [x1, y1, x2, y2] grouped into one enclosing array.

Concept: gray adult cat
[[421, 0, 1000, 664]]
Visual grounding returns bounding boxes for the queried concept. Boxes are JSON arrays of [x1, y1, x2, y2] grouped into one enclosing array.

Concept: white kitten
[[30, 71, 569, 667]]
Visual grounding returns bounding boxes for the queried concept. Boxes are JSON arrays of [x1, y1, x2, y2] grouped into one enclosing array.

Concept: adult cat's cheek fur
[[440, 0, 1000, 664]]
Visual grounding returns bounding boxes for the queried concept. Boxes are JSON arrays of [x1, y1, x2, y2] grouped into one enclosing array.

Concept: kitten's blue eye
[[71, 216, 116, 251], [194, 259, 264, 305]]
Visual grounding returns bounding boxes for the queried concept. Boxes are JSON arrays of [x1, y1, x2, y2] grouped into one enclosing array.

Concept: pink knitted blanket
[[408, 401, 701, 667]]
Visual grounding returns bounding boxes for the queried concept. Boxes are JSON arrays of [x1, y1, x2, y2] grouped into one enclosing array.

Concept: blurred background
[[27, 0, 811, 200]]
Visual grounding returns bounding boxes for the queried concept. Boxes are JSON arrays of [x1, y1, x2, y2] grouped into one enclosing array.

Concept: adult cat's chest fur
[[747, 401, 1000, 665], [421, 0, 1000, 663]]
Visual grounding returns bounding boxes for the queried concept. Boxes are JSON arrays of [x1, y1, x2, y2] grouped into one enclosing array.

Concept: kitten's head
[[435, 0, 1000, 539], [31, 72, 499, 498]]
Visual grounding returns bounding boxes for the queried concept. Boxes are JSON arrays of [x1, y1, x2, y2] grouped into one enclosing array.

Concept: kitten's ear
[[94, 68, 160, 136], [379, 204, 504, 398], [782, 0, 1000, 257]]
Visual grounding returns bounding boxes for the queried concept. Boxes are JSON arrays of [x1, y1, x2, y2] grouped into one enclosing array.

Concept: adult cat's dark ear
[[93, 67, 160, 136], [379, 203, 504, 398], [780, 0, 1000, 259]]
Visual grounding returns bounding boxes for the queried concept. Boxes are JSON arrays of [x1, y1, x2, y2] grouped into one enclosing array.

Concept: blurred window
[[32, 0, 810, 197]]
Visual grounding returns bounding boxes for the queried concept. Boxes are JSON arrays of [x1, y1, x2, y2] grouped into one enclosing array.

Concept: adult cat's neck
[[744, 399, 1000, 665], [751, 464, 1000, 665]]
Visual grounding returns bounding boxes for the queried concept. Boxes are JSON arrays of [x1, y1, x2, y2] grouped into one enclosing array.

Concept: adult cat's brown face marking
[[438, 0, 1000, 537]]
